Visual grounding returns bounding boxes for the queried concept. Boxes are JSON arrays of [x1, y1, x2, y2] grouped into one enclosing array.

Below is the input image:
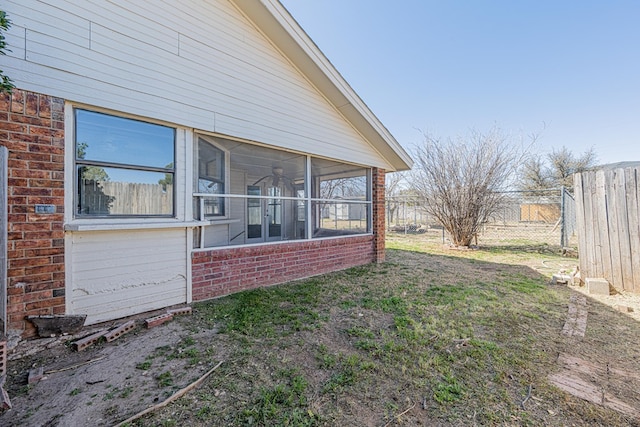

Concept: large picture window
[[75, 109, 175, 217]]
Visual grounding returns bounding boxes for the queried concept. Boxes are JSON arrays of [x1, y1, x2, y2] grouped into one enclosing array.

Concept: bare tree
[[518, 146, 597, 191], [410, 127, 527, 247], [548, 146, 596, 188], [385, 171, 406, 224], [519, 156, 552, 192]]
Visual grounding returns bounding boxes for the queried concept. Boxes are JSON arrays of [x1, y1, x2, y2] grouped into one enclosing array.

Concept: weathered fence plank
[[628, 167, 640, 293], [579, 172, 597, 277], [605, 170, 624, 290], [575, 165, 640, 293], [595, 170, 613, 281], [574, 173, 588, 278], [613, 170, 633, 291]]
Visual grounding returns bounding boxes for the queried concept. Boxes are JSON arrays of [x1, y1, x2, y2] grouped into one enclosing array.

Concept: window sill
[[65, 220, 210, 232], [205, 218, 241, 225]]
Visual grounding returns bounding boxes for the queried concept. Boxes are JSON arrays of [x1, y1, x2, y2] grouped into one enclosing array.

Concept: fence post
[[560, 186, 566, 247]]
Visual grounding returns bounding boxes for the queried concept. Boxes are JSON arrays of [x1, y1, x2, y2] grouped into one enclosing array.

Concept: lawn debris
[[145, 313, 174, 328], [0, 340, 6, 378], [28, 367, 44, 384], [72, 329, 108, 351], [520, 384, 533, 409], [167, 306, 192, 316], [0, 374, 11, 410], [45, 356, 107, 375], [383, 399, 416, 427], [114, 360, 223, 426], [104, 320, 136, 342], [616, 304, 633, 313]]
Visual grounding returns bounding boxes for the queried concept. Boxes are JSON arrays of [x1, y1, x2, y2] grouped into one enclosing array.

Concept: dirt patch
[[1, 314, 228, 427]]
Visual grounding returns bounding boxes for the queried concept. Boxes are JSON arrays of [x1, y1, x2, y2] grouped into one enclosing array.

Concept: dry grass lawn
[[3, 233, 640, 426]]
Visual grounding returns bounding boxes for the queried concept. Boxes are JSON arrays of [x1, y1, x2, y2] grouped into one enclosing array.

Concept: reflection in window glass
[[76, 110, 174, 168], [311, 158, 370, 236], [197, 138, 225, 217], [75, 109, 175, 217], [77, 166, 173, 215]]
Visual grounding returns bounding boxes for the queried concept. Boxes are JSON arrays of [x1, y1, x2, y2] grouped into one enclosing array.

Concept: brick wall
[[192, 235, 375, 301], [0, 89, 65, 337], [372, 168, 386, 263]]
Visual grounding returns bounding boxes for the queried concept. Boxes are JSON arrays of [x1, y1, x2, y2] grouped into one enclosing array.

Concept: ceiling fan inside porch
[[253, 166, 294, 190]]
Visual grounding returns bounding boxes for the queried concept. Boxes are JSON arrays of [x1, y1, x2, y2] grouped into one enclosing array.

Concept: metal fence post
[[560, 186, 566, 247]]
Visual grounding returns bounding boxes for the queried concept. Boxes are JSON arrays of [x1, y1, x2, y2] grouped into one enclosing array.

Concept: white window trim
[[65, 103, 188, 229]]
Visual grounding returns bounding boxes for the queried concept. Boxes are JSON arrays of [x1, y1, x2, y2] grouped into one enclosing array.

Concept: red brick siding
[[0, 89, 65, 337], [192, 235, 375, 301], [372, 168, 386, 263]]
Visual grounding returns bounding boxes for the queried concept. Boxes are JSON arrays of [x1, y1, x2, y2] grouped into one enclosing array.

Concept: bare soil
[[1, 313, 229, 427]]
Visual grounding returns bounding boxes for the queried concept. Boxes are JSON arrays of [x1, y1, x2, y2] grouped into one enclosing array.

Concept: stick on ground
[[114, 360, 224, 426], [521, 384, 533, 409]]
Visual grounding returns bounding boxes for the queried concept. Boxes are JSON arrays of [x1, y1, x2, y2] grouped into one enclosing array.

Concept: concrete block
[[616, 305, 634, 313], [28, 367, 44, 384], [73, 330, 108, 351], [551, 274, 572, 285], [0, 340, 6, 378], [0, 383, 11, 410], [586, 278, 611, 295], [145, 313, 173, 328], [167, 306, 192, 316], [104, 320, 136, 343], [27, 314, 87, 337]]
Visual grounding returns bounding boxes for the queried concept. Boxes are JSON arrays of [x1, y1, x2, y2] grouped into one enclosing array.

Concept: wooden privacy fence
[[574, 165, 640, 293], [83, 181, 173, 215]]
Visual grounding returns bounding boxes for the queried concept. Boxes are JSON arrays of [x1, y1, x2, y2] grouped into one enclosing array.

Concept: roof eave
[[230, 0, 413, 172]]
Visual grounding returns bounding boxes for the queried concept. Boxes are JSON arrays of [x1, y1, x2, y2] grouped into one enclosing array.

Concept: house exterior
[[0, 0, 412, 338]]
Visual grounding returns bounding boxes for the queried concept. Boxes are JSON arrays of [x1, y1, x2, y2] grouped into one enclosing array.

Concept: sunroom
[[194, 135, 371, 248]]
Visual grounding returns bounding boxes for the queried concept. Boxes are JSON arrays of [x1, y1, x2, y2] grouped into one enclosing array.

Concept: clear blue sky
[[280, 0, 640, 166]]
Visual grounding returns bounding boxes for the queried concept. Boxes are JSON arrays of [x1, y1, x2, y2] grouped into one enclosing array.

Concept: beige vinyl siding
[[69, 229, 188, 324], [3, 0, 391, 169]]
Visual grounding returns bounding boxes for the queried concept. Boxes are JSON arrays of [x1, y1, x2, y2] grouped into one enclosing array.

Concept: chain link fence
[[386, 188, 577, 248]]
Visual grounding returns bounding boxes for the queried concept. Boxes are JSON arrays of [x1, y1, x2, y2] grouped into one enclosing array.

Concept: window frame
[[192, 135, 373, 249], [195, 135, 230, 219], [73, 108, 177, 218]]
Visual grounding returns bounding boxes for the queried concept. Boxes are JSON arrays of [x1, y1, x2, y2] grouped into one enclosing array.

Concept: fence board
[[583, 172, 599, 277], [613, 170, 633, 290], [629, 167, 640, 293], [575, 165, 640, 294], [605, 170, 623, 289], [594, 170, 613, 280], [574, 173, 590, 279]]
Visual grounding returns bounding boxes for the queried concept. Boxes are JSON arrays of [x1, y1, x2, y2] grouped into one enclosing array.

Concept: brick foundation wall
[[192, 235, 375, 301], [0, 89, 65, 337]]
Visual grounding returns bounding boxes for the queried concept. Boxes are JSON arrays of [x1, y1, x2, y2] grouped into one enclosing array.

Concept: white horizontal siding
[[69, 229, 187, 325], [3, 0, 390, 169]]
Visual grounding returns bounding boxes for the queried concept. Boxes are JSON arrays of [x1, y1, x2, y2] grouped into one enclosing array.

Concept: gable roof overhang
[[231, 0, 413, 172]]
